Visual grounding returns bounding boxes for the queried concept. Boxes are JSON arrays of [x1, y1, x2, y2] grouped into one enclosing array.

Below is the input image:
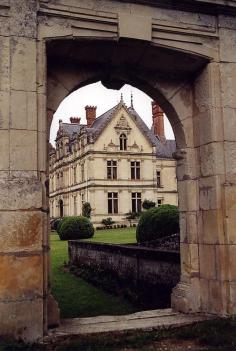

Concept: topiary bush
[[58, 216, 94, 240], [136, 204, 179, 243]]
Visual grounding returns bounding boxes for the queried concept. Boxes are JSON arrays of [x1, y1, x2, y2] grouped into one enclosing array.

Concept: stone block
[[0, 298, 43, 341], [38, 132, 47, 172], [9, 0, 37, 38], [215, 245, 230, 281], [0, 253, 43, 300], [179, 212, 187, 243], [229, 282, 236, 314], [169, 84, 192, 121], [180, 243, 190, 278], [0, 91, 9, 129], [10, 130, 37, 171], [10, 36, 36, 92], [219, 28, 236, 62], [200, 142, 225, 177], [220, 62, 236, 109], [199, 278, 209, 312], [199, 175, 222, 210], [186, 211, 199, 244], [0, 172, 43, 210], [178, 180, 199, 212], [0, 36, 10, 91], [38, 93, 47, 133], [10, 91, 37, 130], [0, 130, 9, 170], [223, 107, 236, 141], [119, 13, 151, 41], [224, 141, 236, 177], [208, 280, 223, 314], [219, 15, 236, 30], [201, 209, 224, 244], [0, 15, 10, 37], [199, 244, 216, 280], [176, 147, 199, 181], [229, 245, 236, 281], [0, 211, 44, 253], [189, 244, 199, 275]]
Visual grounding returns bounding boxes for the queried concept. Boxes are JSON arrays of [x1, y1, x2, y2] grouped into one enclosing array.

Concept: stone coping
[[68, 240, 180, 263]]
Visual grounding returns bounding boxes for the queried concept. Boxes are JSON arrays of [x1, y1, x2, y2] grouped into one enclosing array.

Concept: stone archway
[[1, 0, 236, 342]]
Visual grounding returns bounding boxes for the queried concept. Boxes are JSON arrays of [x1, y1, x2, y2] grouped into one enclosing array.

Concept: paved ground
[[47, 308, 212, 339]]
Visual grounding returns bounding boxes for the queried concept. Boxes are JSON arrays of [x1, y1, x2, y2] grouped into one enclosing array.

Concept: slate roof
[[58, 102, 176, 159]]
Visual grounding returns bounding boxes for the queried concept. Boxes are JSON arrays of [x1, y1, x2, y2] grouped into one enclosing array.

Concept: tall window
[[81, 193, 85, 208], [107, 160, 117, 179], [132, 192, 142, 213], [108, 192, 118, 214], [131, 161, 140, 180], [156, 170, 161, 188], [119, 133, 127, 150], [73, 166, 77, 184], [81, 163, 85, 182], [74, 195, 77, 215]]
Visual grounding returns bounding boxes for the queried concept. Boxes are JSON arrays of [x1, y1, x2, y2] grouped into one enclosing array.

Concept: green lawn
[[86, 226, 136, 244], [50, 228, 137, 318]]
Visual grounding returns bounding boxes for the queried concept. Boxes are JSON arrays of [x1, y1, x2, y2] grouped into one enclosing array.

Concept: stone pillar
[[172, 61, 232, 315], [0, 1, 46, 340]]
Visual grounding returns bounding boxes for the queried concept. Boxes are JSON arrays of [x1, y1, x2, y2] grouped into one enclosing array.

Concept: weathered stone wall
[[69, 241, 180, 290], [1, 0, 236, 342]]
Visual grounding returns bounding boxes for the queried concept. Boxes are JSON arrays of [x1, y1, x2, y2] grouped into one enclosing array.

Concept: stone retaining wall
[[68, 241, 180, 289]]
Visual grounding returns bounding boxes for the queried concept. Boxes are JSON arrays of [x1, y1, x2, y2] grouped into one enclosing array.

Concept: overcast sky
[[50, 82, 175, 145]]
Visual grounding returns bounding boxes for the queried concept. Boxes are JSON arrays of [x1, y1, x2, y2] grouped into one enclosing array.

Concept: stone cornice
[[116, 0, 236, 15]]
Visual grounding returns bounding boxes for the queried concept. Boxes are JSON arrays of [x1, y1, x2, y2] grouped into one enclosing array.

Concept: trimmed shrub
[[58, 216, 94, 241], [56, 216, 68, 236], [142, 199, 156, 210], [101, 217, 115, 228], [82, 202, 92, 218], [136, 204, 179, 243]]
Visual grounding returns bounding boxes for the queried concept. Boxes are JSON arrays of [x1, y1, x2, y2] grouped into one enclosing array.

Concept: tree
[[142, 199, 156, 210], [82, 202, 92, 218]]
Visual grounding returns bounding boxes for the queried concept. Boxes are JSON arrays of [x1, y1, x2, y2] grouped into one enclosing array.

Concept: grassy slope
[[50, 228, 136, 318]]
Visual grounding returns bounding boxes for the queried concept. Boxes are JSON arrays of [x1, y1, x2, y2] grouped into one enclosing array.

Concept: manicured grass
[[50, 232, 136, 318], [85, 226, 137, 244]]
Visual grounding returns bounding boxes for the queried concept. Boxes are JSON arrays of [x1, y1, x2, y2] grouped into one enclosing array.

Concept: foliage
[[136, 204, 179, 243], [58, 216, 94, 240], [142, 199, 156, 210], [56, 216, 68, 236], [51, 217, 61, 231], [82, 202, 92, 218], [125, 211, 140, 227], [101, 217, 115, 228]]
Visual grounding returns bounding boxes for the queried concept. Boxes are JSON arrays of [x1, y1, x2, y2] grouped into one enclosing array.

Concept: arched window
[[119, 133, 127, 151], [59, 199, 64, 217]]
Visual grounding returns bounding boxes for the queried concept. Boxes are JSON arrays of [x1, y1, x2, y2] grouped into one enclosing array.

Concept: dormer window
[[119, 133, 127, 151]]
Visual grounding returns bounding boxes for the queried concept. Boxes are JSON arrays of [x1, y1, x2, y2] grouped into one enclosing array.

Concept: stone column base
[[171, 280, 201, 313], [47, 294, 60, 328]]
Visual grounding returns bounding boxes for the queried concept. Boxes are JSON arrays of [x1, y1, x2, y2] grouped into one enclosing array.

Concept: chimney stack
[[70, 117, 81, 124], [85, 106, 97, 127], [152, 101, 165, 139]]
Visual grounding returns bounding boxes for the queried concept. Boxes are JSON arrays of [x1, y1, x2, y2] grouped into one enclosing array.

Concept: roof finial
[[131, 92, 134, 109], [120, 93, 123, 103]]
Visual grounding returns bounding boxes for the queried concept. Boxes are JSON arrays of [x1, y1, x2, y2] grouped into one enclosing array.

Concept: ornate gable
[[114, 115, 131, 134]]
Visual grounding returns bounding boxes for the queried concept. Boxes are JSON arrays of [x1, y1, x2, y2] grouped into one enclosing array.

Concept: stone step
[[47, 308, 213, 339]]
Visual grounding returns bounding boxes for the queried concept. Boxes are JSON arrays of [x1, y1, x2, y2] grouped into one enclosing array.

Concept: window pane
[[137, 199, 142, 213], [136, 167, 140, 179], [113, 167, 117, 179], [108, 198, 112, 213], [132, 198, 136, 212], [114, 198, 118, 213], [131, 167, 135, 179], [107, 167, 111, 179]]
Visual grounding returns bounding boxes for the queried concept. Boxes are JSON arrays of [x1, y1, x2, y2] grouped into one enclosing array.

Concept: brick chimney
[[70, 117, 81, 124], [85, 106, 97, 127], [152, 101, 165, 138]]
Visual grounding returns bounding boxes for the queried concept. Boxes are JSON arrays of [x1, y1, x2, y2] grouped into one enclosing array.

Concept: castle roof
[[57, 102, 176, 159]]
